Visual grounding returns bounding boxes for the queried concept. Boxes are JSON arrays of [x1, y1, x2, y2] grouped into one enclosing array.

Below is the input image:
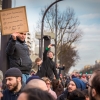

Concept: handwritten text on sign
[[0, 6, 29, 35]]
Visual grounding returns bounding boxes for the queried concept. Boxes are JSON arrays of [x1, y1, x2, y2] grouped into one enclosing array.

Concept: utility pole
[[55, 0, 57, 64], [0, 0, 12, 74]]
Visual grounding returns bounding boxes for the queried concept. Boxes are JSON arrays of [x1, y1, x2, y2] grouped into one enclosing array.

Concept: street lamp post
[[55, 0, 57, 64], [40, 0, 63, 59], [60, 28, 63, 66]]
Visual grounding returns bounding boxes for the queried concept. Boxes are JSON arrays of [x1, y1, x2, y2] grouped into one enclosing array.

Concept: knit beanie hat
[[72, 78, 86, 90], [26, 75, 40, 84], [5, 68, 22, 77]]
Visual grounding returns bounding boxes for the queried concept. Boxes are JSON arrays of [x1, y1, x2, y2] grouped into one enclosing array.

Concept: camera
[[52, 44, 55, 46]]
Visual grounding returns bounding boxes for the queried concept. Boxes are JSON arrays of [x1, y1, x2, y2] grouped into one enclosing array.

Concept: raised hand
[[48, 44, 52, 48], [11, 32, 19, 40]]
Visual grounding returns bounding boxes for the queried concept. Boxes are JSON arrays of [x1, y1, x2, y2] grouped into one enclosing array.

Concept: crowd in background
[[0, 32, 100, 100], [0, 67, 97, 100]]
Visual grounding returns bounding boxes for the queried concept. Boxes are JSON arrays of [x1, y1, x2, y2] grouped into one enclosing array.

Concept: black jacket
[[57, 66, 65, 77], [36, 64, 46, 78], [42, 47, 58, 80], [6, 37, 32, 74], [2, 89, 20, 100], [57, 89, 68, 100], [1, 82, 25, 100]]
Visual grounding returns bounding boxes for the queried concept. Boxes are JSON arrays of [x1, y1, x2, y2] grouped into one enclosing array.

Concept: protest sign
[[0, 6, 29, 35]]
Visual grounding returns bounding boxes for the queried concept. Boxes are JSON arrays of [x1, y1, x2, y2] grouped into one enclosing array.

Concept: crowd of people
[[0, 68, 100, 100], [0, 32, 100, 100]]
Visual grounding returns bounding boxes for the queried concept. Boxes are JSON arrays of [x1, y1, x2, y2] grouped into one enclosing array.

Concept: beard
[[7, 80, 19, 92]]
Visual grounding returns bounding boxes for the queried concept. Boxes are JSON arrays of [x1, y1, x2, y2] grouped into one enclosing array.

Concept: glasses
[[46, 82, 50, 85], [86, 82, 93, 88]]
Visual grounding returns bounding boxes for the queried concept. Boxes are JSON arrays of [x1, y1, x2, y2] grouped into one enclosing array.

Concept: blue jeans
[[22, 74, 29, 83]]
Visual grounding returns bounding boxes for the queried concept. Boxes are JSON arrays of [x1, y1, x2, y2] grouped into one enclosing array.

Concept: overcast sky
[[12, 0, 100, 73]]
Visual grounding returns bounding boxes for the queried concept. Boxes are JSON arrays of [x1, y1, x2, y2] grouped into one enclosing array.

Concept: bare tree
[[36, 6, 83, 71], [58, 43, 80, 72]]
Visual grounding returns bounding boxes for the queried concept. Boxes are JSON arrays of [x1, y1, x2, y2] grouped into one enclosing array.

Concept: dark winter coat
[[43, 47, 58, 80], [57, 89, 68, 100], [36, 64, 46, 78], [1, 82, 25, 100], [2, 89, 21, 100], [6, 37, 32, 74], [57, 66, 65, 78]]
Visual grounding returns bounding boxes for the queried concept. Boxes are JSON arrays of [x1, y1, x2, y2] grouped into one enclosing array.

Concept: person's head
[[68, 80, 77, 93], [69, 89, 85, 100], [5, 68, 22, 92], [17, 88, 56, 100], [88, 69, 100, 100], [17, 32, 26, 41], [26, 75, 40, 84], [56, 63, 60, 68], [24, 79, 48, 91], [82, 89, 90, 100], [35, 57, 42, 66], [87, 75, 91, 80], [82, 74, 86, 79], [42, 77, 51, 90], [51, 79, 60, 90], [68, 78, 86, 93], [72, 72, 79, 78], [52, 79, 64, 96], [30, 69, 36, 76], [47, 51, 54, 59], [63, 76, 66, 79]]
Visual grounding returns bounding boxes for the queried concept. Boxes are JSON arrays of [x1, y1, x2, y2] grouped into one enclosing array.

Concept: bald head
[[23, 79, 48, 91]]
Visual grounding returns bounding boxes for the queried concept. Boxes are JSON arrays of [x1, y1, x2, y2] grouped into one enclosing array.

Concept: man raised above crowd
[[34, 44, 58, 80], [6, 32, 32, 83], [43, 44, 58, 80]]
